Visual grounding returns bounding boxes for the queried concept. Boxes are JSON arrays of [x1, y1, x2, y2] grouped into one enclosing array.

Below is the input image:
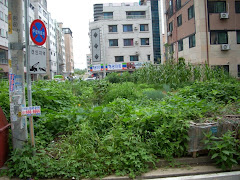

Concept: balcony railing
[[126, 15, 146, 19]]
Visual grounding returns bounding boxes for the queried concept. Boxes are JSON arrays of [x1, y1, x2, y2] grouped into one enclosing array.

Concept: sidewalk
[[103, 164, 240, 180]]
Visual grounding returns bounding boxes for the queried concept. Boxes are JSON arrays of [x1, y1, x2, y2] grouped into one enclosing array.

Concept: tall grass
[[132, 60, 231, 88]]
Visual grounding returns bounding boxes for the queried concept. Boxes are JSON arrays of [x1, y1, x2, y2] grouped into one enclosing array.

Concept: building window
[[109, 39, 118, 47], [0, 11, 3, 20], [188, 5, 195, 20], [103, 12, 113, 19], [169, 0, 173, 16], [126, 11, 146, 19], [178, 40, 183, 51], [210, 31, 228, 44], [208, 1, 226, 13], [147, 55, 150, 61], [124, 39, 134, 46], [115, 56, 124, 62], [140, 24, 149, 31], [0, 28, 5, 37], [177, 14, 182, 27], [169, 44, 174, 54], [237, 31, 240, 44], [38, 6, 42, 13], [141, 38, 149, 45], [212, 65, 229, 73], [130, 55, 139, 61], [236, 1, 240, 13], [189, 34, 196, 48], [176, 0, 181, 10], [123, 25, 133, 32], [238, 65, 240, 77], [109, 25, 117, 32], [169, 21, 173, 32]]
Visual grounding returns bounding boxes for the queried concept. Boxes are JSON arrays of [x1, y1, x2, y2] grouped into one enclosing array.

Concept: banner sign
[[21, 106, 41, 116], [106, 63, 122, 71], [90, 64, 103, 72], [9, 74, 15, 92]]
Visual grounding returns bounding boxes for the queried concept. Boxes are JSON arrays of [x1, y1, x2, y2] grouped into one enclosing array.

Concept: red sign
[[30, 19, 47, 46]]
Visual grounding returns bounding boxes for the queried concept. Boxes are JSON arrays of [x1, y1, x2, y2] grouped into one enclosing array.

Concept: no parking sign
[[30, 19, 47, 46]]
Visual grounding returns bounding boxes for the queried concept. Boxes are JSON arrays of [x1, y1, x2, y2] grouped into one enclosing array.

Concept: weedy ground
[[0, 61, 239, 179]]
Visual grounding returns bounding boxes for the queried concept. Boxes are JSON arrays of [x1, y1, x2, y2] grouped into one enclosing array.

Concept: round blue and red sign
[[30, 19, 47, 46]]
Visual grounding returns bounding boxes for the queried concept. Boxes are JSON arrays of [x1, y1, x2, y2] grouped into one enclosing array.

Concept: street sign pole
[[25, 0, 35, 147]]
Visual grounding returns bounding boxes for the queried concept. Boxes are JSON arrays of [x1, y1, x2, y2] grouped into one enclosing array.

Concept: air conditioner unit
[[167, 31, 172, 36], [220, 13, 229, 19], [135, 41, 138, 45], [221, 44, 230, 51], [134, 27, 138, 30]]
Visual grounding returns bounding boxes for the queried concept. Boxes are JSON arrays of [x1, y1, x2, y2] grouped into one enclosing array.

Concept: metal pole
[[25, 0, 35, 147], [8, 0, 28, 149]]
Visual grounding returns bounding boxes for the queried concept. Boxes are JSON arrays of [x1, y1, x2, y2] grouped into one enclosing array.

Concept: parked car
[[84, 77, 96, 81]]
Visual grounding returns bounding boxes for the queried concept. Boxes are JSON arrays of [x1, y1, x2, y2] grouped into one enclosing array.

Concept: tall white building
[[89, 2, 154, 77], [48, 13, 57, 78]]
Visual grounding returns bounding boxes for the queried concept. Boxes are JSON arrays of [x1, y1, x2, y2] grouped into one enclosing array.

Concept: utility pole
[[8, 0, 28, 149]]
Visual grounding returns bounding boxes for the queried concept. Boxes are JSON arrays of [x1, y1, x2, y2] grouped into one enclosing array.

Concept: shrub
[[204, 131, 240, 170]]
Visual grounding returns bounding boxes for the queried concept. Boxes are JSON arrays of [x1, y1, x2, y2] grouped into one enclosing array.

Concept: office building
[[89, 2, 155, 77], [62, 27, 74, 75]]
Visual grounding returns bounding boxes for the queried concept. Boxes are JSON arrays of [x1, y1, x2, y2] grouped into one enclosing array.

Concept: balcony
[[126, 15, 146, 19]]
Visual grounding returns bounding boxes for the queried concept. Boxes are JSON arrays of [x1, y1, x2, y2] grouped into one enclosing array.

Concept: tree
[[74, 69, 87, 75]]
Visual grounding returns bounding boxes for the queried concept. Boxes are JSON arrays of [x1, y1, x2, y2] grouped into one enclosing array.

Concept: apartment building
[[56, 22, 66, 75], [165, 0, 240, 77], [46, 13, 57, 79], [62, 27, 74, 75], [89, 2, 154, 77], [0, 0, 8, 78]]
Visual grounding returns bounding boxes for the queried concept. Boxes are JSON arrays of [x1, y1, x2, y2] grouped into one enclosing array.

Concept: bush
[[103, 82, 139, 103], [204, 131, 240, 170]]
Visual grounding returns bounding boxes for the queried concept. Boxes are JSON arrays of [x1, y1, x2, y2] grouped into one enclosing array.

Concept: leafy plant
[[204, 131, 240, 170]]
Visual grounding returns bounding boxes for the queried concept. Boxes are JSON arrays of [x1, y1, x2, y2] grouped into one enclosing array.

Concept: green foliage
[[103, 82, 139, 103], [106, 72, 121, 83], [74, 68, 87, 75], [143, 90, 165, 100], [204, 131, 240, 170], [178, 80, 240, 104], [0, 81, 10, 120], [31, 80, 77, 112]]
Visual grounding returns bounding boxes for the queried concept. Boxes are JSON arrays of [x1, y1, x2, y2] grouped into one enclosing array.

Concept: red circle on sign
[[30, 19, 47, 46]]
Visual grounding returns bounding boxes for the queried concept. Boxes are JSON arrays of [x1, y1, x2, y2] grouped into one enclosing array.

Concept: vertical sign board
[[29, 46, 46, 74], [91, 29, 101, 62], [8, 12, 12, 34]]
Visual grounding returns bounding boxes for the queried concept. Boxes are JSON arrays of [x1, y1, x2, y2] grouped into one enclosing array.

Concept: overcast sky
[[47, 0, 138, 69]]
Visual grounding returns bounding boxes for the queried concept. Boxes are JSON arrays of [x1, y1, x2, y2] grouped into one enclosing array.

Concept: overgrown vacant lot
[[0, 62, 240, 179]]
